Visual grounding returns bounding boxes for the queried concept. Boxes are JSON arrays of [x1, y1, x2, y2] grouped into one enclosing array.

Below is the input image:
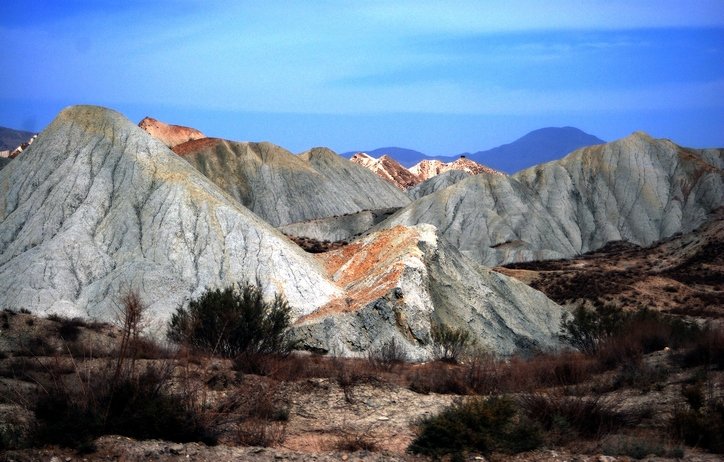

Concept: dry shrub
[[677, 327, 724, 370], [407, 361, 468, 395], [518, 392, 632, 443], [236, 419, 286, 447], [335, 358, 380, 403], [266, 353, 338, 382], [24, 291, 219, 451], [333, 430, 379, 452], [15, 335, 54, 357], [671, 398, 724, 453], [601, 434, 684, 459], [462, 351, 504, 395], [220, 379, 289, 447], [504, 352, 599, 392], [367, 337, 409, 371]]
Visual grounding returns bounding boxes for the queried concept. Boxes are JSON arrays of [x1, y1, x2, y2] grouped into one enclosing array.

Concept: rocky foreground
[[1, 311, 722, 461]]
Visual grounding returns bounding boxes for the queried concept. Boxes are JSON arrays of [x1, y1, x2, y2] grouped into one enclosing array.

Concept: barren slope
[[498, 208, 724, 318], [378, 133, 723, 266], [293, 224, 565, 358], [0, 106, 340, 327], [176, 141, 410, 227]]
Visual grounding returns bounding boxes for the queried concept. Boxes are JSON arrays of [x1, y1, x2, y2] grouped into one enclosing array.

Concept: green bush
[[408, 396, 541, 459], [167, 283, 295, 359]]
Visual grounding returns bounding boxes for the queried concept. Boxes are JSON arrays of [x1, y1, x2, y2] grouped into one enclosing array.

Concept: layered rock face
[[350, 153, 421, 189], [0, 106, 340, 327], [293, 224, 565, 358], [138, 116, 205, 148], [350, 152, 502, 191], [175, 141, 410, 227], [379, 133, 723, 266], [410, 157, 503, 179]]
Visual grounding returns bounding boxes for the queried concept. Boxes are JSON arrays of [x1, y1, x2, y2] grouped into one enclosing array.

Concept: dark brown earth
[[497, 208, 724, 319], [1, 308, 723, 462]]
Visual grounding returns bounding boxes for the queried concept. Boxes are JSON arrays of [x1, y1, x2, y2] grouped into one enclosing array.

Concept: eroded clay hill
[[174, 140, 410, 227], [379, 133, 723, 266], [293, 224, 565, 358], [0, 106, 340, 328]]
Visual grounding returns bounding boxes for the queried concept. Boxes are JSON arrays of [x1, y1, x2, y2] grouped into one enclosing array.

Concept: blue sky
[[1, 1, 723, 155]]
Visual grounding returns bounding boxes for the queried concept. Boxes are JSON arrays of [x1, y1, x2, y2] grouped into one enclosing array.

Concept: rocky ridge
[[278, 208, 399, 243], [409, 157, 503, 179], [377, 132, 723, 266], [138, 116, 205, 148], [350, 152, 421, 189], [349, 151, 502, 191], [173, 139, 410, 227], [407, 170, 472, 200]]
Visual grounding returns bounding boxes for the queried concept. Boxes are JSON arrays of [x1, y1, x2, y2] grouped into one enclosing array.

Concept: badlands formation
[[379, 133, 723, 266], [0, 106, 721, 358], [173, 139, 409, 227], [0, 106, 340, 331], [350, 151, 502, 190], [0, 106, 570, 358]]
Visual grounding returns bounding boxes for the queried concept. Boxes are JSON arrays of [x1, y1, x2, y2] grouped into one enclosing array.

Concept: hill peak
[[138, 115, 205, 148]]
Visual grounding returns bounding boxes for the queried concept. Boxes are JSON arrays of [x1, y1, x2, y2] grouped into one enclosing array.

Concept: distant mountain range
[[0, 126, 35, 152], [343, 127, 605, 173]]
